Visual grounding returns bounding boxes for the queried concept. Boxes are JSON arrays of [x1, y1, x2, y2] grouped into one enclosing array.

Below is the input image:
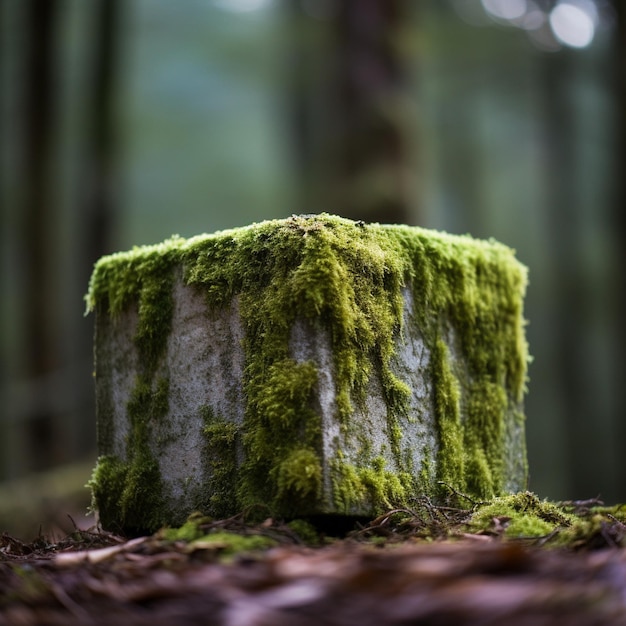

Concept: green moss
[[555, 504, 626, 548], [87, 241, 180, 533], [463, 380, 507, 497], [189, 531, 277, 556], [470, 495, 626, 549], [160, 523, 277, 557], [201, 408, 240, 518], [86, 214, 529, 531], [159, 512, 212, 542], [88, 454, 165, 535], [286, 519, 321, 544], [90, 372, 171, 533], [275, 448, 323, 502], [431, 339, 464, 491], [400, 228, 528, 501], [239, 359, 322, 513], [358, 456, 414, 510], [331, 453, 415, 513], [469, 492, 575, 539]]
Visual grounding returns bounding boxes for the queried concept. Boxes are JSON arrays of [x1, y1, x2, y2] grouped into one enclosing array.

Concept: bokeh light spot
[[214, 0, 273, 13], [481, 0, 527, 21], [549, 2, 595, 48]]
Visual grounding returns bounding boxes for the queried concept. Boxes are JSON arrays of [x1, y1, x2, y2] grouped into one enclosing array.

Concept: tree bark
[[330, 0, 413, 224], [80, 0, 121, 267], [611, 0, 626, 500], [71, 0, 122, 455], [19, 0, 62, 472], [290, 0, 418, 225]]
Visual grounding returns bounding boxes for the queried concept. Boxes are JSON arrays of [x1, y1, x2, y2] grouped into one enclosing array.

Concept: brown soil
[[1, 509, 626, 626]]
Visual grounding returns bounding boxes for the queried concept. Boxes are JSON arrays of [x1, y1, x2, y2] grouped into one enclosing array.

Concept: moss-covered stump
[[86, 214, 529, 535]]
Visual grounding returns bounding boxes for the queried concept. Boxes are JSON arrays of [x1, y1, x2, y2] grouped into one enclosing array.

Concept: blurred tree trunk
[[70, 0, 122, 455], [612, 0, 626, 499], [80, 0, 121, 267], [542, 52, 591, 499], [290, 0, 418, 225], [18, 0, 62, 472], [540, 22, 625, 501], [7, 0, 122, 476]]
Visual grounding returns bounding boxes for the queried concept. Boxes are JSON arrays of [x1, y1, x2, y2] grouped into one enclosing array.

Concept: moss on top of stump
[[87, 214, 529, 534]]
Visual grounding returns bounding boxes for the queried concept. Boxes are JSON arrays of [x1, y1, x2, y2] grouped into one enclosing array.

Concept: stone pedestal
[[87, 214, 529, 534]]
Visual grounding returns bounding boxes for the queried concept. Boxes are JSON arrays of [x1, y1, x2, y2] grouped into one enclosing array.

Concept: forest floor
[[1, 494, 626, 625]]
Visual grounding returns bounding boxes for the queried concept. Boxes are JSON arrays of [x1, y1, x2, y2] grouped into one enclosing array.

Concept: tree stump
[[86, 214, 529, 534]]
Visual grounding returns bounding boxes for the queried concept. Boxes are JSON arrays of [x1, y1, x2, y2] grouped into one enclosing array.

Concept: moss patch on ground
[[348, 491, 626, 550], [146, 493, 626, 556], [158, 516, 278, 560], [467, 493, 626, 549], [86, 214, 529, 533]]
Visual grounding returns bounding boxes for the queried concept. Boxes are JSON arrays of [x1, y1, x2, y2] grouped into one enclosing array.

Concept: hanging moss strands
[[86, 214, 529, 535]]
